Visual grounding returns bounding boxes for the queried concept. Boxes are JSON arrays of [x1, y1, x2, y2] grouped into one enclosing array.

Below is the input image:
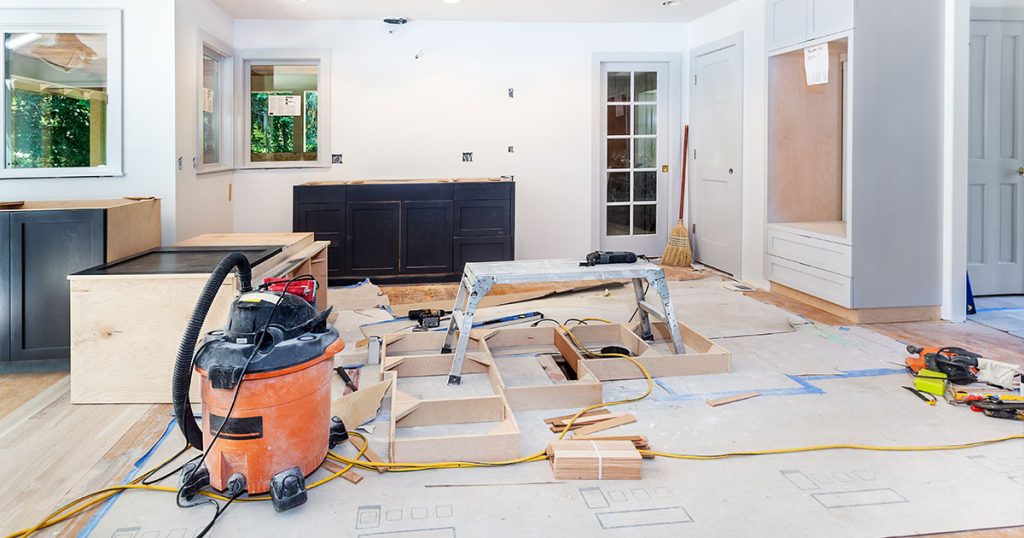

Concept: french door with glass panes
[[600, 63, 669, 255]]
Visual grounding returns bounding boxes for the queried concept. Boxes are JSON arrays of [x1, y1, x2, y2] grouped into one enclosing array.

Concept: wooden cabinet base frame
[[378, 322, 730, 464], [771, 283, 941, 324]]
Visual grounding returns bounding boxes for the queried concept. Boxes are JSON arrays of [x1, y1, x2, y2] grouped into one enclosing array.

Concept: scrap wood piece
[[573, 435, 652, 457], [548, 440, 642, 480], [322, 459, 364, 484], [331, 376, 392, 429], [706, 391, 761, 407], [349, 435, 387, 473], [389, 282, 626, 317], [570, 414, 636, 437], [543, 409, 609, 425], [551, 412, 631, 428]]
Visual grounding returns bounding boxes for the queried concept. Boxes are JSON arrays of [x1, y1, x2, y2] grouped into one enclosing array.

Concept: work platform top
[[463, 258, 665, 285]]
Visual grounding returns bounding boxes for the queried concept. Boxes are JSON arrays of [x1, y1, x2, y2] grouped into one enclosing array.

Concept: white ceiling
[[211, 0, 739, 23]]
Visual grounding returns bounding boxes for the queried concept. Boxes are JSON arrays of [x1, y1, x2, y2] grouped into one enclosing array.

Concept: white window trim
[[0, 9, 123, 179], [236, 48, 331, 170], [197, 31, 234, 175]]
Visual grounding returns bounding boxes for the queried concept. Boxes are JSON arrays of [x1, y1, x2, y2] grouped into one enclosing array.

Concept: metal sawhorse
[[440, 259, 685, 385]]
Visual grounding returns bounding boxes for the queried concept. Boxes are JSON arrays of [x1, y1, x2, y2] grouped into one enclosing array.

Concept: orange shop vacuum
[[171, 253, 347, 512]]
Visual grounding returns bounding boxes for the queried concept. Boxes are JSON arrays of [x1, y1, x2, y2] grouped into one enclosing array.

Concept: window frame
[[236, 49, 331, 170], [0, 9, 123, 179], [196, 31, 234, 175]]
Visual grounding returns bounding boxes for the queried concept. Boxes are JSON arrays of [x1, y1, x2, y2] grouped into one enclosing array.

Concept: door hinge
[[693, 148, 697, 160], [692, 223, 696, 235], [693, 74, 698, 85]]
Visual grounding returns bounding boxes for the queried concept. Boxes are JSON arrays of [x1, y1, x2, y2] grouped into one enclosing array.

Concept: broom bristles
[[661, 219, 692, 267]]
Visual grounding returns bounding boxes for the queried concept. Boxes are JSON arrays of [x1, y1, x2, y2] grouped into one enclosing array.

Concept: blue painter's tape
[[79, 418, 178, 537], [651, 367, 905, 403], [975, 306, 1024, 313]]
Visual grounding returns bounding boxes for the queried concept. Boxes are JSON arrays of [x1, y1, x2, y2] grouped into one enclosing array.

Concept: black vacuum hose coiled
[[172, 253, 253, 450]]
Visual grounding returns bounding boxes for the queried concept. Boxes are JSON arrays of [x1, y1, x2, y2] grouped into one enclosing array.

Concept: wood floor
[[1, 271, 1019, 536]]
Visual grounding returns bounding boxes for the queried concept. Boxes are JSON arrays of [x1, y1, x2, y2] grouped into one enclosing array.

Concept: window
[[239, 50, 330, 168], [197, 33, 233, 174], [0, 9, 122, 178]]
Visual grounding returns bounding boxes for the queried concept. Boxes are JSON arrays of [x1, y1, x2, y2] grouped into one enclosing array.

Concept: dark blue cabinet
[[293, 180, 515, 284]]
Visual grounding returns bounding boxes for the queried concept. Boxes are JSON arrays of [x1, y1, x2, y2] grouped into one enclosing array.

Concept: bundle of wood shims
[[547, 440, 642, 480], [573, 435, 653, 458]]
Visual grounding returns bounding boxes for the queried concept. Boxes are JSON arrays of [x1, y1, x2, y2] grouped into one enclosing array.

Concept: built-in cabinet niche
[[767, 36, 849, 242]]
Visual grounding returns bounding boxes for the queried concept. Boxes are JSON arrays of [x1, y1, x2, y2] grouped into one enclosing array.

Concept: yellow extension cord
[[7, 321, 1023, 537]]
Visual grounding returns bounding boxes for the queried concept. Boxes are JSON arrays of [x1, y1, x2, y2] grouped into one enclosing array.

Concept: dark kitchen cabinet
[[294, 180, 515, 284], [0, 199, 161, 371]]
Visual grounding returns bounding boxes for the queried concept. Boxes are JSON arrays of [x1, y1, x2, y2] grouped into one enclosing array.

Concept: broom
[[661, 124, 692, 267]]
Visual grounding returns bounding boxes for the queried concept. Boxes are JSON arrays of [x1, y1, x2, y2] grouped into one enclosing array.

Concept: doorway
[[598, 62, 670, 256], [968, 18, 1024, 296], [689, 35, 743, 276]]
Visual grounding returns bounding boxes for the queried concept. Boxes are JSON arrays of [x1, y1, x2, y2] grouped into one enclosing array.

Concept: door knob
[[1018, 166, 1024, 176]]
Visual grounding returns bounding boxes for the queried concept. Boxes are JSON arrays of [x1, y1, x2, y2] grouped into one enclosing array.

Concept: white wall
[[174, 0, 236, 241], [0, 0, 178, 242], [685, 0, 768, 287], [231, 20, 687, 260]]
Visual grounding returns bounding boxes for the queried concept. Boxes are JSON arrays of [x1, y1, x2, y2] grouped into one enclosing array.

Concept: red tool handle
[[679, 125, 689, 220]]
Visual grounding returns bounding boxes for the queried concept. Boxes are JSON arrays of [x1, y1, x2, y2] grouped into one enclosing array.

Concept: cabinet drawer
[[768, 255, 852, 308], [454, 182, 512, 200], [295, 185, 345, 203], [455, 200, 511, 236], [767, 229, 852, 276], [347, 183, 452, 202]]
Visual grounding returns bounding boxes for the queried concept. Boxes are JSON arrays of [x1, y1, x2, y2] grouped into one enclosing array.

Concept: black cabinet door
[[0, 214, 9, 362], [346, 202, 400, 275], [402, 201, 453, 274], [454, 236, 512, 273], [9, 210, 105, 362], [295, 203, 345, 279]]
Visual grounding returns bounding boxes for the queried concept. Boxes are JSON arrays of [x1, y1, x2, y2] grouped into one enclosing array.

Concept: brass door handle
[[1019, 166, 1024, 176]]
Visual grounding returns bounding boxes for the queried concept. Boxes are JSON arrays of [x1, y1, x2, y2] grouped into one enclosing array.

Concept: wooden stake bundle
[[547, 440, 642, 480]]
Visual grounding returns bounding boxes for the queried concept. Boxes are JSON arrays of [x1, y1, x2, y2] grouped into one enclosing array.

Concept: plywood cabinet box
[[293, 178, 515, 285], [68, 233, 330, 404], [766, 0, 943, 322], [0, 198, 160, 371]]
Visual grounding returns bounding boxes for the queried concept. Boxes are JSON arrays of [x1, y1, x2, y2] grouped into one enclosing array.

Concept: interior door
[[968, 20, 1024, 295], [690, 42, 743, 275], [599, 63, 670, 256]]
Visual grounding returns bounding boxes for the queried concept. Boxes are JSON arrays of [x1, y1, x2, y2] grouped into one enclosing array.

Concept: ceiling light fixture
[[662, 0, 682, 6]]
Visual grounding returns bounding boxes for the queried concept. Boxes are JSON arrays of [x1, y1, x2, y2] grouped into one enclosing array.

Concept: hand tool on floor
[[335, 366, 359, 392], [408, 308, 447, 331], [580, 251, 638, 267], [905, 345, 980, 385], [902, 386, 937, 405], [172, 254, 346, 512]]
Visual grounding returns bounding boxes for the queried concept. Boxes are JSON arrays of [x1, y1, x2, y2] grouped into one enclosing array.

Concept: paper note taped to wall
[[804, 43, 829, 86], [269, 95, 301, 116], [202, 88, 215, 113]]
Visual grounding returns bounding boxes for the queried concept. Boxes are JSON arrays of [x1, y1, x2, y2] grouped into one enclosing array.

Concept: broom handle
[[679, 124, 689, 221]]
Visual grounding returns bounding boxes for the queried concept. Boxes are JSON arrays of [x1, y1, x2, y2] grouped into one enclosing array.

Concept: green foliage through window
[[8, 88, 94, 168], [250, 91, 317, 162]]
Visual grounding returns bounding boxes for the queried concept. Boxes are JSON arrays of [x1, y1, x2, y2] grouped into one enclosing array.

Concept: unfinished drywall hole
[[462, 152, 473, 162], [332, 154, 343, 164]]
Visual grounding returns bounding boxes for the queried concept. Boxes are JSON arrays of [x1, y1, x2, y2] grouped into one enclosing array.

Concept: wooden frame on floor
[[381, 332, 521, 463]]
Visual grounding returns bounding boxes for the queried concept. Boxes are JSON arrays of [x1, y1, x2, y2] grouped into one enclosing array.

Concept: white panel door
[[690, 44, 742, 276], [599, 63, 670, 256], [968, 20, 1024, 295]]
